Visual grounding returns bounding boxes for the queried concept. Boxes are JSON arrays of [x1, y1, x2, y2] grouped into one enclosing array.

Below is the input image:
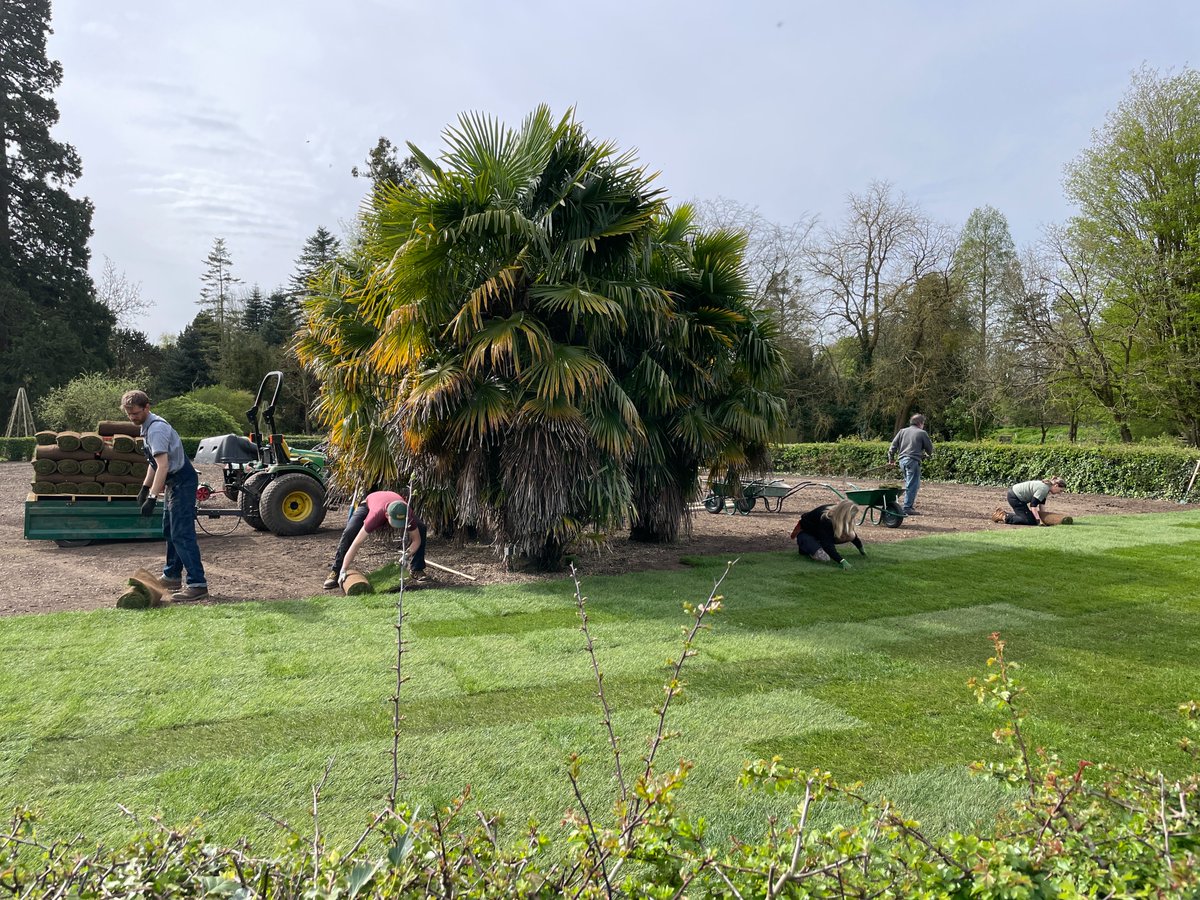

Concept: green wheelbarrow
[[824, 484, 906, 528]]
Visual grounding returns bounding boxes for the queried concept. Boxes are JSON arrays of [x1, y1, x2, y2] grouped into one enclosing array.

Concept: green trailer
[[23, 494, 164, 547]]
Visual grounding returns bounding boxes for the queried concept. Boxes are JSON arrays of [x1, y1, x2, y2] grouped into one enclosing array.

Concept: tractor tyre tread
[[260, 473, 327, 536]]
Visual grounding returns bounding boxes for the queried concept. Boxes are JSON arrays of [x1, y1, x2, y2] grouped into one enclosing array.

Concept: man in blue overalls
[[122, 390, 208, 601]]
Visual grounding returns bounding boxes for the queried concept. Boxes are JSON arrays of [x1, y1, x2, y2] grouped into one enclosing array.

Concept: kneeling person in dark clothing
[[789, 500, 864, 569], [1001, 476, 1067, 525]]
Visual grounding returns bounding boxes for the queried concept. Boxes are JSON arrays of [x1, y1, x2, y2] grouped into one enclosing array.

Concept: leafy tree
[[300, 107, 786, 565], [37, 370, 149, 431], [954, 206, 1022, 359], [1017, 225, 1143, 441], [0, 0, 112, 406], [804, 182, 954, 434], [951, 206, 1023, 437], [108, 327, 165, 382], [1064, 66, 1200, 445], [350, 137, 418, 191], [873, 271, 971, 435]]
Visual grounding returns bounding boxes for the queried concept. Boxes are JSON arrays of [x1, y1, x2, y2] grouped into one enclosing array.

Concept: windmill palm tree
[[299, 107, 787, 567]]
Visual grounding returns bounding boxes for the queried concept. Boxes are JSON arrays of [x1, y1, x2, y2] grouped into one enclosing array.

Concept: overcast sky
[[46, 0, 1199, 340]]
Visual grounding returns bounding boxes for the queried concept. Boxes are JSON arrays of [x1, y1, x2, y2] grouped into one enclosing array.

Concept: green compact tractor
[[193, 371, 329, 536]]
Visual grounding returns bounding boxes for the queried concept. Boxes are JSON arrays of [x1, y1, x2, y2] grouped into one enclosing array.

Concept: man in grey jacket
[[887, 413, 934, 516]]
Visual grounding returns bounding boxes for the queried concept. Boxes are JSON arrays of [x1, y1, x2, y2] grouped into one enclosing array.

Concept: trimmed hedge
[[0, 437, 35, 461], [771, 440, 1200, 501]]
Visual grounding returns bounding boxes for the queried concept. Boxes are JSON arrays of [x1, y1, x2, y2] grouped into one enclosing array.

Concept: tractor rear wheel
[[238, 472, 272, 531], [260, 473, 327, 536]]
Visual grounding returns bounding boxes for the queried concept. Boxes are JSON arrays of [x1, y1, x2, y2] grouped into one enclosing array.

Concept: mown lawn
[[1, 511, 1197, 851]]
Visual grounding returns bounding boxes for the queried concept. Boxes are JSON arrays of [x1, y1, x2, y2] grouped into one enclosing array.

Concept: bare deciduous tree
[[96, 256, 150, 330]]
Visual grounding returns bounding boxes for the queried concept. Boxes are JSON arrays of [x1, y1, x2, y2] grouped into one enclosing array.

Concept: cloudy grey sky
[[46, 0, 1198, 340]]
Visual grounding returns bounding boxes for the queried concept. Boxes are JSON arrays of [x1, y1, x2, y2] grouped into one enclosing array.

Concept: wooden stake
[[424, 559, 477, 581]]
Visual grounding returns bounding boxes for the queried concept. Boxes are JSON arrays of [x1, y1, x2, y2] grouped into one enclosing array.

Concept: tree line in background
[[2, 2, 1199, 457]]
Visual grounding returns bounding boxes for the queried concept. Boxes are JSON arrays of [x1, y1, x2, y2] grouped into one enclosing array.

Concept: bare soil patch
[[0, 462, 1182, 617]]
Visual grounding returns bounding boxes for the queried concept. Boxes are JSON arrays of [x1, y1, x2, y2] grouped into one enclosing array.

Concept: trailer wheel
[[260, 473, 327, 536], [238, 472, 271, 531]]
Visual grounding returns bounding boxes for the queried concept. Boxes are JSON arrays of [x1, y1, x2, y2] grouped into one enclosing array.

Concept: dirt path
[[0, 462, 1183, 616]]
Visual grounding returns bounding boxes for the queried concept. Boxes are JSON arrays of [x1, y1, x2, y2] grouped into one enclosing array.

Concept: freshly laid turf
[[0, 511, 1197, 850]]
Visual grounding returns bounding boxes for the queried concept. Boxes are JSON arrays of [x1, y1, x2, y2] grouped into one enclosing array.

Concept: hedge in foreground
[[772, 440, 1200, 500]]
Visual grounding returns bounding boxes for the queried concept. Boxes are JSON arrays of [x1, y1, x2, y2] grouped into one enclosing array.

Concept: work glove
[[397, 550, 410, 567], [136, 485, 150, 506], [338, 569, 349, 587], [838, 559, 851, 570], [139, 494, 157, 516]]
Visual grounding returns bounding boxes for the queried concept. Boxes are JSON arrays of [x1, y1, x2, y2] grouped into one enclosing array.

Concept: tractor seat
[[193, 434, 260, 465]]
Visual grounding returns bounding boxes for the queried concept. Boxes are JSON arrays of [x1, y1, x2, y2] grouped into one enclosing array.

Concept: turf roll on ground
[[341, 571, 372, 596]]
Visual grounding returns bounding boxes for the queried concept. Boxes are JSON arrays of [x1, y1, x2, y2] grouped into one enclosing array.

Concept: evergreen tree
[[158, 314, 219, 397], [261, 288, 296, 346], [289, 226, 340, 310], [241, 284, 269, 334], [198, 237, 241, 334], [0, 0, 112, 405]]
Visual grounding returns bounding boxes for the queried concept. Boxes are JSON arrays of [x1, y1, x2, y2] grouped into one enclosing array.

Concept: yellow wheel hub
[[281, 490, 314, 522]]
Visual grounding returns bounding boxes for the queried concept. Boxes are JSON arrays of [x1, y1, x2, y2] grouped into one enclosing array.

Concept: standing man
[[887, 413, 934, 516], [122, 390, 208, 600]]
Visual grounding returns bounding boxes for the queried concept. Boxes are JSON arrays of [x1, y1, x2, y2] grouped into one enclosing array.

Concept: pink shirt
[[362, 491, 404, 534]]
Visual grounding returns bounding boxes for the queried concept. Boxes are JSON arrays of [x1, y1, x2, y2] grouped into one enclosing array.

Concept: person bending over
[[999, 476, 1067, 525], [323, 488, 427, 588], [789, 500, 864, 569]]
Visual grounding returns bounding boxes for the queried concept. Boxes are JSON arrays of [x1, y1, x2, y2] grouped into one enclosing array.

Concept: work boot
[[322, 570, 339, 590], [410, 569, 430, 583], [991, 507, 1007, 523], [160, 576, 182, 591], [172, 585, 209, 602]]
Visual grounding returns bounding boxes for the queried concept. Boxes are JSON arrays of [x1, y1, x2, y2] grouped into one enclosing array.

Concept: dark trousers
[[1005, 489, 1038, 526], [409, 523, 427, 573], [330, 504, 369, 572], [163, 461, 206, 586], [330, 509, 426, 573]]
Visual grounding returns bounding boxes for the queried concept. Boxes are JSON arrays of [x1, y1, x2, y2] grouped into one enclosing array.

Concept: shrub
[[35, 371, 150, 431], [178, 385, 255, 428], [0, 437, 35, 461], [151, 398, 240, 438]]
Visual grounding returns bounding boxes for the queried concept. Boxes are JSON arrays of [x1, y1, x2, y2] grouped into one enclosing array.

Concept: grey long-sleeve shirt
[[888, 425, 934, 463]]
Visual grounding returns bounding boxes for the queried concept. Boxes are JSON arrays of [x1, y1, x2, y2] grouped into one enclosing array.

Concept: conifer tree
[[0, 0, 112, 405]]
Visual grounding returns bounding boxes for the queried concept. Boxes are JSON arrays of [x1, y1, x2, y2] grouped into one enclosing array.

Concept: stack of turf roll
[[30, 421, 149, 498]]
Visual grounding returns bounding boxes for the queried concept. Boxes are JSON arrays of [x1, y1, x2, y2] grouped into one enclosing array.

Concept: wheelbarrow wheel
[[703, 494, 723, 514], [733, 497, 755, 515], [881, 503, 904, 528]]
